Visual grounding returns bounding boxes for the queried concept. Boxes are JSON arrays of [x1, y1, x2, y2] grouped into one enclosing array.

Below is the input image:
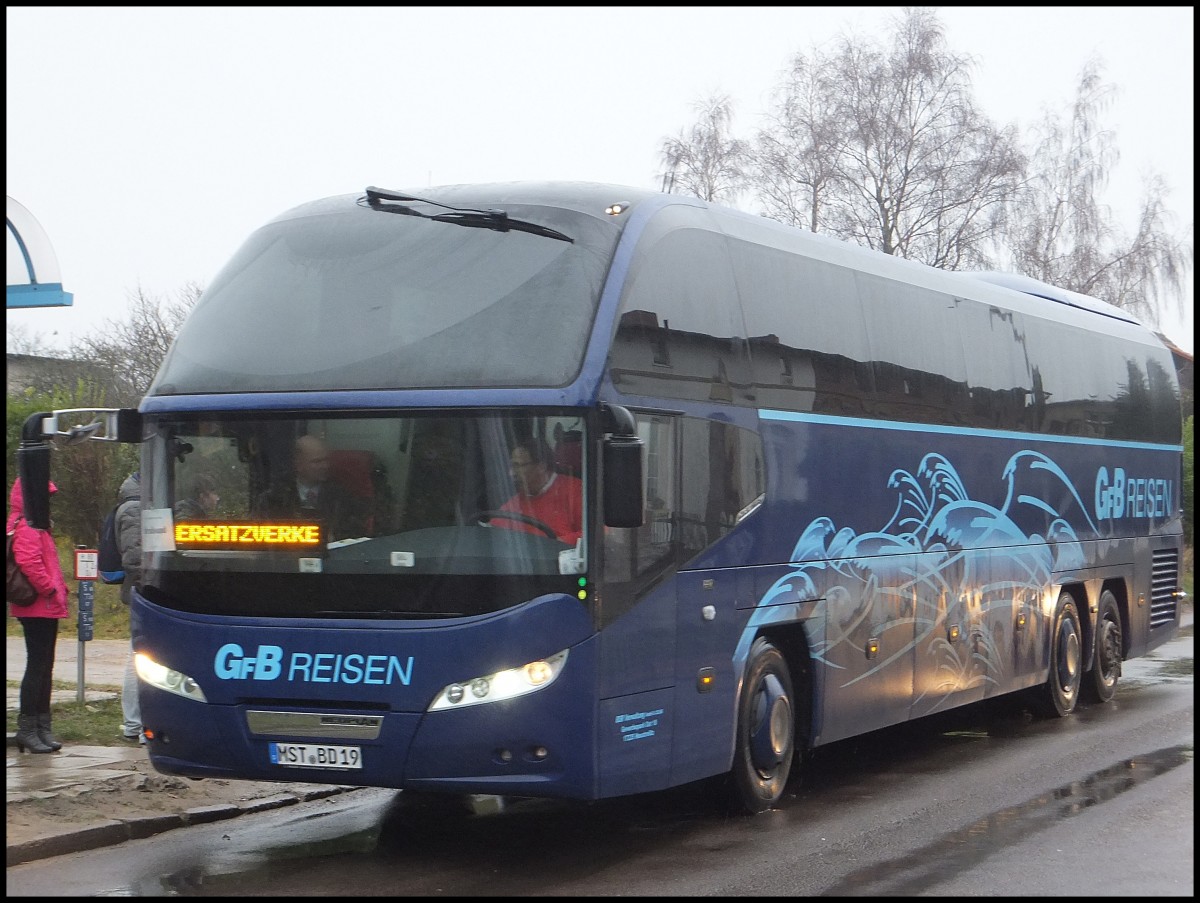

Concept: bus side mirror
[[18, 412, 52, 530], [14, 407, 144, 530], [116, 408, 143, 443], [603, 435, 644, 528]]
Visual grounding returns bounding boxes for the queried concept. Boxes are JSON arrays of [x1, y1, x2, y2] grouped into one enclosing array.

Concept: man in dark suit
[[254, 435, 369, 541]]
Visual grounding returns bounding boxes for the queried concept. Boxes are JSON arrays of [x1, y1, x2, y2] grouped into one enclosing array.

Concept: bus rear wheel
[[727, 638, 795, 814], [1031, 592, 1083, 717], [1083, 589, 1122, 704]]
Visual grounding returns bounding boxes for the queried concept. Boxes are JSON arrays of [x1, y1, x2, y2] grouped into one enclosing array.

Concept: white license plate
[[269, 742, 362, 770]]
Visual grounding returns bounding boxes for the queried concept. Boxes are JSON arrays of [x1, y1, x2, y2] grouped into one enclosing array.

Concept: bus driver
[[493, 437, 582, 545]]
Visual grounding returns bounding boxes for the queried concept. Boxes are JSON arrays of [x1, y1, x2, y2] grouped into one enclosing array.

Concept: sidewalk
[[6, 636, 362, 867]]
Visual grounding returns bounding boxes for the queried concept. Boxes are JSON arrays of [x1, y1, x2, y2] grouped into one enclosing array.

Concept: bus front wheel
[[1083, 589, 1122, 704], [1031, 592, 1083, 717], [727, 638, 795, 814]]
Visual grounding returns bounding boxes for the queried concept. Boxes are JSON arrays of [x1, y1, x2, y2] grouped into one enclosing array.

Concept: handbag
[[6, 522, 38, 607]]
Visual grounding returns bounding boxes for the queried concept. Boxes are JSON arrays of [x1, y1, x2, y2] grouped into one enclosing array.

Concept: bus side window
[[604, 414, 677, 583], [678, 417, 765, 560]]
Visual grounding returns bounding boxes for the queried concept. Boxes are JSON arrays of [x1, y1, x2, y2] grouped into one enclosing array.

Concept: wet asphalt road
[[6, 623, 1193, 897]]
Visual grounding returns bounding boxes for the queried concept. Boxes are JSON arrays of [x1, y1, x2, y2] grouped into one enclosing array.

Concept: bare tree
[[658, 93, 750, 204], [69, 281, 202, 405], [1002, 59, 1193, 326], [752, 8, 1024, 269], [6, 283, 199, 544], [753, 54, 844, 231], [5, 321, 61, 356]]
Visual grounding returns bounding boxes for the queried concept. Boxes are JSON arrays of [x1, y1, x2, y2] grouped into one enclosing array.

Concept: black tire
[[727, 638, 795, 814], [1030, 592, 1083, 718], [1083, 589, 1122, 704]]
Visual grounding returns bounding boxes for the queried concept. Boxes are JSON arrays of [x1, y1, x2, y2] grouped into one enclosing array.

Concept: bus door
[[672, 567, 743, 786], [670, 416, 769, 785], [596, 413, 679, 798]]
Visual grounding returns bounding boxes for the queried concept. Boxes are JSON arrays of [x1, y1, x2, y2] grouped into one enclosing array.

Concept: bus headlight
[[428, 650, 568, 711], [134, 652, 208, 703]]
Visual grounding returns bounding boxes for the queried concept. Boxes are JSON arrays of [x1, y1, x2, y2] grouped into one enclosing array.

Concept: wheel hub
[[749, 674, 790, 772], [1061, 620, 1080, 684]]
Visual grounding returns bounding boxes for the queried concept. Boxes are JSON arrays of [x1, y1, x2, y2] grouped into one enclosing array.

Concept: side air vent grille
[[1150, 549, 1179, 629]]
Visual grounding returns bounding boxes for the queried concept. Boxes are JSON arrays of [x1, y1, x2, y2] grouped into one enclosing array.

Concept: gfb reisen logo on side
[[214, 644, 413, 685], [1094, 467, 1173, 521]]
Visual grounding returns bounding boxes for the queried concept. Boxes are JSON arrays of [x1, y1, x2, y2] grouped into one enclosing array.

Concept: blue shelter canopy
[[7, 196, 73, 308]]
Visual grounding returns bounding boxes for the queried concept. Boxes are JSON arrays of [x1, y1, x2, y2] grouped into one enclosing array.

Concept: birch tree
[[753, 54, 844, 231], [658, 93, 750, 204], [1001, 58, 1193, 327], [753, 7, 1024, 268]]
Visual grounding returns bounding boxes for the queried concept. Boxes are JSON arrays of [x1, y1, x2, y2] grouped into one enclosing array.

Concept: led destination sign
[[174, 522, 324, 549]]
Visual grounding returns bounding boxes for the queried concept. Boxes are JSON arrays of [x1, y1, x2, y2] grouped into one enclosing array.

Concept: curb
[[6, 785, 361, 867]]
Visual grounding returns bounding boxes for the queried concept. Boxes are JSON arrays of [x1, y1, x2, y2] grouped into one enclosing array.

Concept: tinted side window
[[678, 417, 765, 563], [611, 206, 753, 405], [1022, 316, 1180, 442], [730, 240, 874, 416], [857, 274, 970, 426], [1133, 352, 1183, 444], [957, 301, 1036, 431]]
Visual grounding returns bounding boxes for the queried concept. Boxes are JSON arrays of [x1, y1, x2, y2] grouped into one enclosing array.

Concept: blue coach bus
[[20, 182, 1184, 813]]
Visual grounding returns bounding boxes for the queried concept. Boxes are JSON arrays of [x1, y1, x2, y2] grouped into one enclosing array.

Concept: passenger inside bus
[[173, 471, 220, 520], [252, 435, 371, 541], [552, 428, 583, 477], [491, 437, 582, 545]]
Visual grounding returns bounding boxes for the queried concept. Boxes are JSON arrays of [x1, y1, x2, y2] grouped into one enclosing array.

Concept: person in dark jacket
[[7, 478, 69, 754], [114, 471, 144, 743], [253, 435, 368, 541]]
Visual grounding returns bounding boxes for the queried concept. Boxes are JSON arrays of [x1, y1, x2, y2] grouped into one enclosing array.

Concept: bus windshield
[[147, 197, 622, 395], [141, 411, 587, 620]]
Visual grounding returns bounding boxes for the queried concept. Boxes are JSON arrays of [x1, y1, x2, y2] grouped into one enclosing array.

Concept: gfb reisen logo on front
[[213, 644, 413, 685]]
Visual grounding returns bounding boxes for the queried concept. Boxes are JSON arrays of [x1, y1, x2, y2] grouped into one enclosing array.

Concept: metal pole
[[75, 547, 96, 704], [77, 639, 85, 705]]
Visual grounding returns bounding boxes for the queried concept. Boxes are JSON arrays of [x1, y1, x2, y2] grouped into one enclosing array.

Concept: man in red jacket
[[496, 437, 582, 546]]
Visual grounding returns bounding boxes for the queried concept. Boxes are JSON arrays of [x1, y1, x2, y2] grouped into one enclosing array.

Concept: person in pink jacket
[[7, 478, 70, 753]]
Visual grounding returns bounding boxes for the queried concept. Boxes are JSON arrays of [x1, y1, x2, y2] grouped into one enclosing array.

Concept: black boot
[[15, 714, 54, 754], [36, 713, 63, 751]]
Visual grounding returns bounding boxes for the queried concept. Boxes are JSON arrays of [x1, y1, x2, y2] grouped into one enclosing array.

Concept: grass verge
[[6, 683, 128, 747]]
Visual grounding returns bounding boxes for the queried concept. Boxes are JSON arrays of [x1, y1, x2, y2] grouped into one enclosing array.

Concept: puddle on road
[[820, 744, 1194, 897], [1151, 659, 1195, 679]]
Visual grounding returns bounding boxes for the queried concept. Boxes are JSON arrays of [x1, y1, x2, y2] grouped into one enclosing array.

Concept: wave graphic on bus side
[[743, 450, 1103, 707]]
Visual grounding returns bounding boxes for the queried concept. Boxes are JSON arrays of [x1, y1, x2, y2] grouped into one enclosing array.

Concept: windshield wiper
[[361, 186, 574, 243]]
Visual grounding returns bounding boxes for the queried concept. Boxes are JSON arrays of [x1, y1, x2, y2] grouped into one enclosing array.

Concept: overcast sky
[[6, 6, 1194, 355]]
